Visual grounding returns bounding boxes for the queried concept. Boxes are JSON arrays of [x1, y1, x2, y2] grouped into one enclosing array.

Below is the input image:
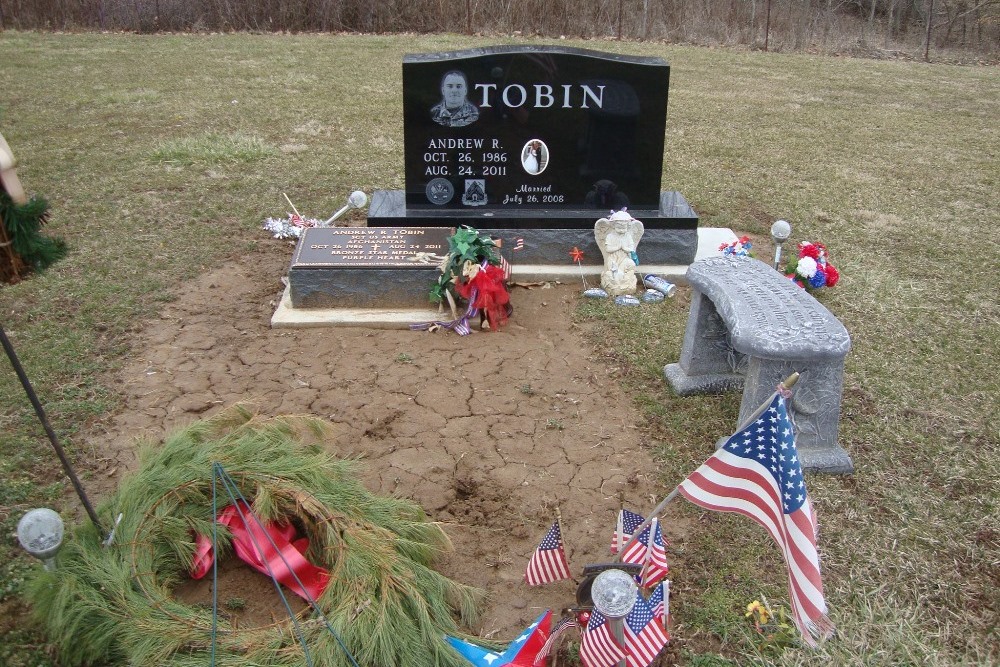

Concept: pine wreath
[[27, 407, 485, 666]]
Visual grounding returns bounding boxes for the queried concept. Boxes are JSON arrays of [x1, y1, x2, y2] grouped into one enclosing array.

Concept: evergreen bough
[[0, 191, 66, 281], [27, 407, 485, 666]]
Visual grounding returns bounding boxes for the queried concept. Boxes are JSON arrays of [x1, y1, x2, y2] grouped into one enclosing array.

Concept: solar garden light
[[591, 568, 638, 667], [323, 190, 368, 226], [770, 219, 792, 270], [17, 508, 64, 571]]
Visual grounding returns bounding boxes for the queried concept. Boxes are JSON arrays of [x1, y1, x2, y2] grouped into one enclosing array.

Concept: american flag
[[677, 393, 834, 646], [499, 254, 512, 282], [620, 518, 669, 588], [624, 591, 669, 667], [513, 237, 525, 251], [648, 581, 671, 635], [533, 616, 579, 666], [524, 521, 572, 586], [611, 509, 644, 554], [579, 610, 626, 667]]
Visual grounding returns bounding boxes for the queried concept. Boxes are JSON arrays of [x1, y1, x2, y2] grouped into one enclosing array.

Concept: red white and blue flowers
[[719, 235, 754, 258], [785, 241, 839, 291]]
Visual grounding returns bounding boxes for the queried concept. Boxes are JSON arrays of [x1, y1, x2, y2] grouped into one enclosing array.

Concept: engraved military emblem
[[425, 178, 455, 205], [461, 179, 487, 206]]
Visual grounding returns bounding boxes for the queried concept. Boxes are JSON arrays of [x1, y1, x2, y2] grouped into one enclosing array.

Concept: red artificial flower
[[718, 242, 728, 251], [798, 242, 820, 260], [569, 247, 584, 263], [739, 235, 751, 245], [825, 264, 840, 287]]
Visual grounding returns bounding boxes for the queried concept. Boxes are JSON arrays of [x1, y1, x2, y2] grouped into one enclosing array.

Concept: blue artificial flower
[[809, 270, 827, 289]]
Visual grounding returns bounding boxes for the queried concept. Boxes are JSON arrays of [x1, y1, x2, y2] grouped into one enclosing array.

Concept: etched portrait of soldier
[[430, 70, 480, 128]]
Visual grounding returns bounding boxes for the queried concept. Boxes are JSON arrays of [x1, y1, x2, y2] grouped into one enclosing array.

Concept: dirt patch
[[89, 239, 684, 640]]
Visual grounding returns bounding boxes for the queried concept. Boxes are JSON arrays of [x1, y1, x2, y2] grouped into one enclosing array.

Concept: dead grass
[[1, 32, 998, 665]]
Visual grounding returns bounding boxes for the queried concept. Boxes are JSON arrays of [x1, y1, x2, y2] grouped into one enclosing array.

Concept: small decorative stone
[[584, 287, 609, 299], [614, 294, 641, 306]]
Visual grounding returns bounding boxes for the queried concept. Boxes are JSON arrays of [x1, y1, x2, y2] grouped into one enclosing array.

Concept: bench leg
[[729, 357, 854, 474], [665, 290, 745, 395]]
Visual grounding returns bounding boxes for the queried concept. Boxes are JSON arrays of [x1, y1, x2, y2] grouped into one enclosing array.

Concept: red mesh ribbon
[[454, 263, 510, 330], [191, 501, 329, 602]]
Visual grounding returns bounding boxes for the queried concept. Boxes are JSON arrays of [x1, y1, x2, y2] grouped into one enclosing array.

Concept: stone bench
[[664, 257, 853, 474]]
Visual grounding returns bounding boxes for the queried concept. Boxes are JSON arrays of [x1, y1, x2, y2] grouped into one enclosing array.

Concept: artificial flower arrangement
[[719, 235, 754, 258], [262, 213, 321, 239], [426, 226, 511, 332], [785, 241, 839, 291]]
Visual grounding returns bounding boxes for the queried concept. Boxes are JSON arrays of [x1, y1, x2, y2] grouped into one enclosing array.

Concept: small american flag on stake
[[490, 237, 512, 282], [623, 590, 669, 667], [513, 237, 524, 251], [648, 580, 671, 635], [499, 255, 512, 282], [524, 520, 572, 586], [611, 509, 644, 555], [620, 518, 669, 588], [580, 610, 626, 667]]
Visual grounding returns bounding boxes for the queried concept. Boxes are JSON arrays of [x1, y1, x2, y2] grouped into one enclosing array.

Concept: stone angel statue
[[595, 209, 644, 295]]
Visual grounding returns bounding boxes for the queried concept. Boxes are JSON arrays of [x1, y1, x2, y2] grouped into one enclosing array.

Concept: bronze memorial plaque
[[292, 227, 452, 268]]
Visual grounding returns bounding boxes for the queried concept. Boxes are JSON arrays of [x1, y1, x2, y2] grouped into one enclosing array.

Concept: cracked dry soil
[[88, 240, 681, 641]]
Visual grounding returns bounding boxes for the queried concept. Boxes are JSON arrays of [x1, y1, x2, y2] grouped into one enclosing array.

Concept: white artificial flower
[[796, 256, 818, 278]]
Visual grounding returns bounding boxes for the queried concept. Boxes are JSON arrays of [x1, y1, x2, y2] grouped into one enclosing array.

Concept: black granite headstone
[[367, 45, 699, 265]]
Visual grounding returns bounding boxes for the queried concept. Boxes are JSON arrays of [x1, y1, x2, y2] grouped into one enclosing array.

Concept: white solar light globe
[[771, 219, 792, 243], [347, 190, 368, 209], [17, 508, 64, 569], [770, 219, 792, 269], [324, 190, 369, 226], [591, 568, 638, 619]]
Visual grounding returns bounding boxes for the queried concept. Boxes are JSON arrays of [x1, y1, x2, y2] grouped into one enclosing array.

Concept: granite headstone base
[[289, 267, 440, 309], [367, 189, 699, 265]]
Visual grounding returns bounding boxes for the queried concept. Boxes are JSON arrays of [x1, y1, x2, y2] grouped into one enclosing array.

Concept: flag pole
[[614, 492, 624, 554], [663, 580, 671, 632], [614, 372, 800, 560], [0, 324, 105, 537], [282, 192, 301, 217], [734, 371, 800, 434]]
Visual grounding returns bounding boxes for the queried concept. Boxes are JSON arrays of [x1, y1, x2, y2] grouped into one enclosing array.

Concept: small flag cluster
[[519, 388, 832, 665], [523, 511, 671, 667], [580, 583, 671, 667]]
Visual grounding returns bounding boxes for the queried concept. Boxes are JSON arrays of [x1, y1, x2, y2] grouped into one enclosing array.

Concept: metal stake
[[1, 324, 105, 537]]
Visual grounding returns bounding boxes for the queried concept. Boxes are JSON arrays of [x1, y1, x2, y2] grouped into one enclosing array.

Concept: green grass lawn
[[1, 32, 997, 665]]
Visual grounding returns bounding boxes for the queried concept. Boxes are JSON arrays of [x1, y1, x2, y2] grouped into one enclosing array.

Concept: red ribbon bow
[[191, 501, 329, 602]]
